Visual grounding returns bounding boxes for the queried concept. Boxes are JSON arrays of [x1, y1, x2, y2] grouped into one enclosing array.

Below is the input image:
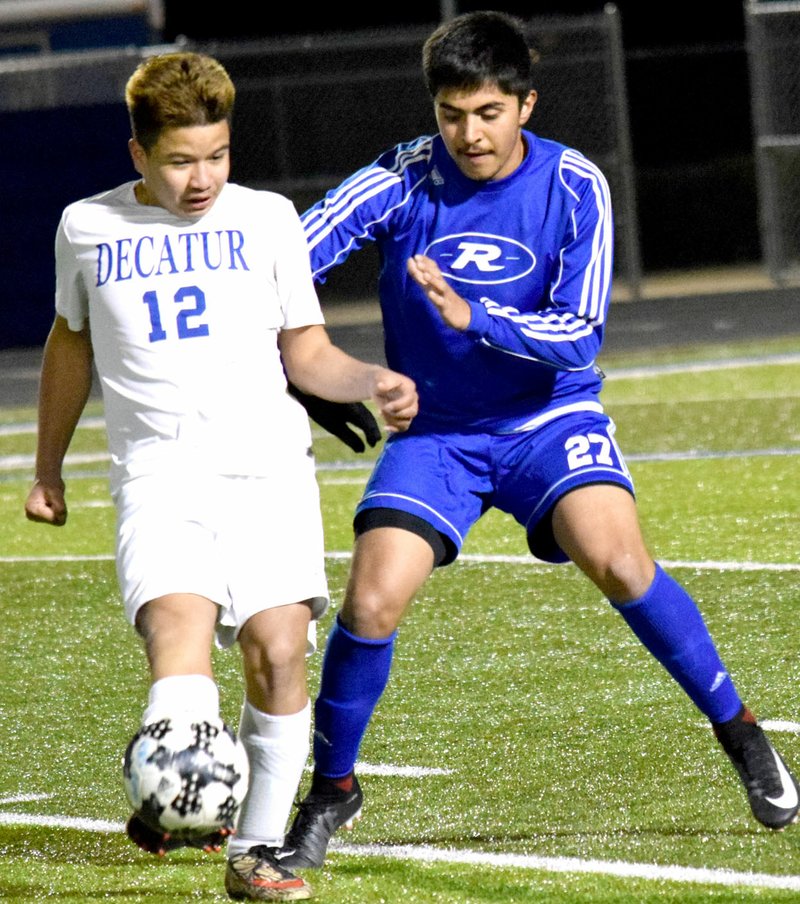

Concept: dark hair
[[125, 52, 235, 150], [422, 10, 535, 104]]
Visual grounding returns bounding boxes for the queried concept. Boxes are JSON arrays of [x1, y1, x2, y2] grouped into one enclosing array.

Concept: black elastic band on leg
[[354, 507, 454, 567]]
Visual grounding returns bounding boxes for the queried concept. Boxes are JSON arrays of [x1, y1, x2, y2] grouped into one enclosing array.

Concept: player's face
[[129, 121, 231, 219], [434, 84, 536, 182]]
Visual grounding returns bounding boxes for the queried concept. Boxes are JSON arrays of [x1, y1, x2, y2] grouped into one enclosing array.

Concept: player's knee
[[586, 549, 655, 601], [341, 586, 404, 638], [136, 595, 216, 648], [272, 631, 310, 671]]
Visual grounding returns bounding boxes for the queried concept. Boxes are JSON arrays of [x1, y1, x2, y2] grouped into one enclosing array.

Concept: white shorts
[[114, 456, 329, 651]]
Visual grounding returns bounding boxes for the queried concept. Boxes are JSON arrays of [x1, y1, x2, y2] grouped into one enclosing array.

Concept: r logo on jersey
[[424, 233, 536, 285]]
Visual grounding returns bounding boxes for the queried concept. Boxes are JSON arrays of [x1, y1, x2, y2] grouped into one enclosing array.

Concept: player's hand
[[371, 371, 418, 434], [288, 383, 381, 453], [25, 478, 67, 526], [407, 254, 471, 331]]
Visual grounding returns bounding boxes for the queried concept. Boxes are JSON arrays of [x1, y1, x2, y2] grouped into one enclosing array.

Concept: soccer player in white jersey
[[24, 51, 417, 902], [278, 11, 799, 872]]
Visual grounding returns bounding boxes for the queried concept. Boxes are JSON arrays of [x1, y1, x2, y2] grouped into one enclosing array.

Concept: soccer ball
[[123, 715, 250, 839]]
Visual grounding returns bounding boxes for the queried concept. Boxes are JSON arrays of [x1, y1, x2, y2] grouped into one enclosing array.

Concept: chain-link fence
[[0, 5, 641, 348], [745, 0, 800, 284], [199, 7, 642, 300]]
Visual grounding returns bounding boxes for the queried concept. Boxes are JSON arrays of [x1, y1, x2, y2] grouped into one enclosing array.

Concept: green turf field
[[1, 335, 799, 902]]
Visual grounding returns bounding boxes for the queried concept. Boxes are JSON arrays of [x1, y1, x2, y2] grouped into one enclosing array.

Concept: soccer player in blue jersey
[[278, 11, 799, 870]]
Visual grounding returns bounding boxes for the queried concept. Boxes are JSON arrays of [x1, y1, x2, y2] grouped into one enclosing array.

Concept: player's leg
[[225, 602, 314, 901], [115, 469, 236, 855], [497, 413, 798, 830], [553, 484, 744, 718], [221, 470, 327, 898], [552, 483, 799, 830], [314, 431, 477, 787], [280, 523, 435, 870], [116, 472, 227, 694], [135, 592, 218, 681], [125, 593, 233, 854], [114, 473, 245, 862], [318, 522, 435, 770], [281, 433, 485, 870]]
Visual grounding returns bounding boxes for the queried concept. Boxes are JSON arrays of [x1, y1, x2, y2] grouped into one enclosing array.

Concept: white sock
[[227, 700, 311, 857], [142, 674, 220, 723]]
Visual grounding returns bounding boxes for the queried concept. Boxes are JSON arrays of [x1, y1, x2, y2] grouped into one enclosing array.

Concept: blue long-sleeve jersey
[[302, 130, 613, 434]]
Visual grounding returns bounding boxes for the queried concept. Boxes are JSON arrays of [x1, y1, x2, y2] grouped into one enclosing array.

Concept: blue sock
[[313, 616, 396, 778], [612, 564, 742, 723]]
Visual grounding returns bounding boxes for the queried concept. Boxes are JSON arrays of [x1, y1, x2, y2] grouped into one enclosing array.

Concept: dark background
[[0, 2, 759, 349], [161, 1, 756, 273]]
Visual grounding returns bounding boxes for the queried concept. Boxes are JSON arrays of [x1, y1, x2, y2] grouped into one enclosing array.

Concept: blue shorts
[[355, 409, 634, 565]]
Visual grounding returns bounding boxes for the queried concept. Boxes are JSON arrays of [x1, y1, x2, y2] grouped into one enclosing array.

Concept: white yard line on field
[[625, 448, 800, 462], [0, 808, 798, 892], [0, 554, 114, 562], [0, 416, 105, 436], [324, 551, 800, 572], [458, 554, 800, 572], [319, 763, 452, 777], [604, 352, 800, 380], [3, 553, 800, 574], [336, 843, 800, 892], [0, 792, 52, 804], [0, 812, 122, 832], [2, 445, 798, 476], [0, 451, 108, 471], [762, 720, 800, 733]]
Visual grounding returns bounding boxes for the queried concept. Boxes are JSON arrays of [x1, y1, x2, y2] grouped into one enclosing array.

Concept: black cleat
[[714, 706, 800, 830], [278, 775, 363, 869], [225, 845, 312, 900]]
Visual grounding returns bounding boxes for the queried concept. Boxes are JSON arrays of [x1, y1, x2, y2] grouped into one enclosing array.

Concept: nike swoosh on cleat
[[765, 750, 800, 810], [273, 848, 296, 860]]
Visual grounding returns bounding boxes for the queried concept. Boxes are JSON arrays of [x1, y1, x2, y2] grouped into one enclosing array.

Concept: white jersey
[[56, 181, 322, 486]]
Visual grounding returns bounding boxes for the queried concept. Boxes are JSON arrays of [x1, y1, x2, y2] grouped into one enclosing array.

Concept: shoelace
[[242, 845, 296, 872]]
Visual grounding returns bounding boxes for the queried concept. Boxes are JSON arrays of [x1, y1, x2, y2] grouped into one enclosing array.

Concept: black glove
[[288, 383, 381, 453]]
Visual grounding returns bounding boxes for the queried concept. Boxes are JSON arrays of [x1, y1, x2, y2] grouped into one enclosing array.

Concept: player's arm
[[282, 177, 410, 448], [408, 246, 604, 372], [25, 315, 94, 526], [301, 140, 421, 281], [409, 155, 612, 372], [279, 324, 418, 435]]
